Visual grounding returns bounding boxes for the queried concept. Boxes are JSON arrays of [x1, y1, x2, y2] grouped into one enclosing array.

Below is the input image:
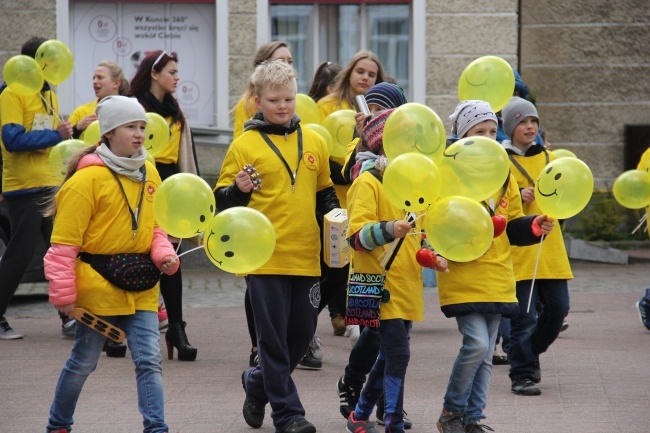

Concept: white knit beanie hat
[[96, 95, 147, 135], [449, 100, 498, 139]]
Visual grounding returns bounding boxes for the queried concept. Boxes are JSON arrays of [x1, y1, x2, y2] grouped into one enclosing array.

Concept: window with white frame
[[270, 2, 411, 96]]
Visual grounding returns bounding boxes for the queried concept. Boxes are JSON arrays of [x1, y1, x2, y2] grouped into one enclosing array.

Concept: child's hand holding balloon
[[534, 215, 554, 235]]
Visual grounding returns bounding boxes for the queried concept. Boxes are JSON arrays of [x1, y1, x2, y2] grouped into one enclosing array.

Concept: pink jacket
[[45, 153, 180, 306]]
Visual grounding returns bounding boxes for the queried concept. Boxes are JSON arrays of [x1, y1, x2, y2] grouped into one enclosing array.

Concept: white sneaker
[[310, 335, 323, 361], [344, 325, 360, 347], [0, 319, 23, 340]]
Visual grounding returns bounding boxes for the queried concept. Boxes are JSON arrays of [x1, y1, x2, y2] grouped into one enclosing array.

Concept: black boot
[[165, 321, 197, 361], [103, 339, 127, 358]]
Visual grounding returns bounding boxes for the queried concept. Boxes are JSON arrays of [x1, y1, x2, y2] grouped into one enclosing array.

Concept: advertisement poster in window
[[71, 2, 215, 126]]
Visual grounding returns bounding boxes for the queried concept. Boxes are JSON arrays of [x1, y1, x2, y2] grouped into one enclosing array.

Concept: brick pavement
[[1, 261, 649, 433]]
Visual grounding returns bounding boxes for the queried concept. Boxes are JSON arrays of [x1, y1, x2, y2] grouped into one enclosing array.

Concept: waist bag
[[79, 252, 159, 292]]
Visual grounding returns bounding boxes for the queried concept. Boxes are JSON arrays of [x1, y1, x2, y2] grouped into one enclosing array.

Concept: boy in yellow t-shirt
[[214, 60, 338, 433], [500, 96, 572, 397]]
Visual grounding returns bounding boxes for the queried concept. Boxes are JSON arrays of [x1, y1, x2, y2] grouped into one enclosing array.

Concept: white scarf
[[95, 143, 147, 182]]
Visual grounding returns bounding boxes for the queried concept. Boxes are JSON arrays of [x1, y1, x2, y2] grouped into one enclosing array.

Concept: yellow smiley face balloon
[[321, 109, 356, 159], [612, 169, 650, 209], [204, 207, 276, 274], [457, 56, 515, 113], [3, 55, 44, 96], [382, 103, 446, 164], [152, 173, 216, 239], [424, 195, 493, 262], [551, 149, 578, 159], [83, 120, 102, 146], [438, 136, 510, 202], [48, 139, 86, 181], [34, 40, 74, 85], [295, 94, 320, 125], [144, 112, 170, 157], [383, 153, 442, 212], [535, 158, 594, 219]]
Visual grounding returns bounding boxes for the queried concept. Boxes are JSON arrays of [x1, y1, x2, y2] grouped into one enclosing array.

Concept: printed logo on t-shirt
[[309, 282, 321, 308], [145, 181, 157, 202], [500, 198, 508, 208], [302, 151, 318, 171]]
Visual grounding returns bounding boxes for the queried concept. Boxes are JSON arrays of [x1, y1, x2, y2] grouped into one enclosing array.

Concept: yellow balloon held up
[[383, 153, 442, 212], [458, 56, 515, 113], [144, 112, 170, 157], [321, 109, 356, 159], [303, 123, 333, 154], [83, 120, 102, 146], [551, 149, 577, 159], [535, 158, 594, 219], [382, 103, 446, 163], [438, 136, 510, 202], [34, 40, 74, 85], [48, 139, 85, 181], [152, 173, 216, 239], [295, 94, 320, 125], [204, 207, 276, 274], [3, 55, 44, 96], [424, 195, 493, 262], [612, 170, 650, 209]]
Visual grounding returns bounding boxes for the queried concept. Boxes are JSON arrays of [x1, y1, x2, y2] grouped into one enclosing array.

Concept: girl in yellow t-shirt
[[127, 50, 199, 361], [44, 95, 179, 433]]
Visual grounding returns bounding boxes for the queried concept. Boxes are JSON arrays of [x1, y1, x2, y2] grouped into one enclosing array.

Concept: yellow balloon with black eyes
[[383, 153, 442, 212], [204, 207, 276, 274], [535, 158, 594, 219], [438, 136, 510, 202], [152, 173, 216, 239]]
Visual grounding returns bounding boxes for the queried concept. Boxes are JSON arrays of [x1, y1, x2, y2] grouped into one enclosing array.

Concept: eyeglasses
[[151, 51, 171, 72]]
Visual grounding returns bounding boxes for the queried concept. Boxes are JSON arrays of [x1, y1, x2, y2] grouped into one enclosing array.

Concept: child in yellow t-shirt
[[215, 60, 338, 433], [436, 100, 554, 433], [44, 95, 179, 433], [500, 96, 572, 397]]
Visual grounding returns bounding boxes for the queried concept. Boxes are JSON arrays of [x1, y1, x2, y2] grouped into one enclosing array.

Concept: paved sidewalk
[[1, 261, 649, 433]]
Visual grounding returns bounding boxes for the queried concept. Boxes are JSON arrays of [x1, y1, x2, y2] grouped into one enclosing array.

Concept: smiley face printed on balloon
[[534, 158, 594, 219], [383, 103, 446, 164], [438, 136, 510, 202], [144, 112, 171, 157], [383, 153, 442, 212], [204, 207, 276, 274], [152, 173, 216, 239]]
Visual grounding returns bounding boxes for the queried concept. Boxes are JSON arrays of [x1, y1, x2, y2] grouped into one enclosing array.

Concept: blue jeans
[[355, 319, 412, 433], [443, 313, 500, 425], [508, 279, 570, 380], [46, 310, 167, 433]]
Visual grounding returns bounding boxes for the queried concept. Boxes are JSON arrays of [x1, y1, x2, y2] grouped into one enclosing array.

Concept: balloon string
[[177, 245, 203, 258], [631, 212, 648, 235], [40, 92, 64, 123], [175, 238, 183, 254], [526, 234, 545, 313]]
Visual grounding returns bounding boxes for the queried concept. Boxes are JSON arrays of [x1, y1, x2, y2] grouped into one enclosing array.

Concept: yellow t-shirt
[[51, 160, 162, 315], [347, 171, 424, 321], [150, 116, 181, 165], [67, 100, 97, 141], [637, 147, 650, 238], [508, 151, 573, 280], [232, 98, 257, 142], [437, 174, 524, 307], [317, 95, 354, 207], [0, 87, 61, 192], [215, 126, 332, 276]]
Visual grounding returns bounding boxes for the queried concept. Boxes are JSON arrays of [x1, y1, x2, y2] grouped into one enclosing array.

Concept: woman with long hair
[[127, 50, 199, 362]]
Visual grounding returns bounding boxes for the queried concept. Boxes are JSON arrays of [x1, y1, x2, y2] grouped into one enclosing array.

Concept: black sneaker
[[511, 378, 541, 396], [249, 349, 259, 367], [337, 376, 360, 419], [437, 409, 464, 433], [376, 399, 412, 429], [281, 419, 316, 433], [0, 318, 23, 340], [241, 371, 265, 428], [297, 346, 322, 370], [465, 422, 495, 432]]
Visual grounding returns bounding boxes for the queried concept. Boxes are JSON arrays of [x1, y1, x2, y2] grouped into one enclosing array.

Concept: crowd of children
[[0, 36, 584, 433]]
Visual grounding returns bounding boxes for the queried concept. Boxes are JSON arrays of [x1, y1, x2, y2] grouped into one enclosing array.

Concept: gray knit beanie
[[502, 96, 538, 139], [96, 95, 147, 135]]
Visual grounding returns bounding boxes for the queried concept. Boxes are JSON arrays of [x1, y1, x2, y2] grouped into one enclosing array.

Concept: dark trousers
[[243, 274, 319, 431], [344, 326, 381, 389], [0, 192, 52, 316], [508, 279, 570, 380], [318, 261, 349, 315], [356, 319, 412, 433]]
